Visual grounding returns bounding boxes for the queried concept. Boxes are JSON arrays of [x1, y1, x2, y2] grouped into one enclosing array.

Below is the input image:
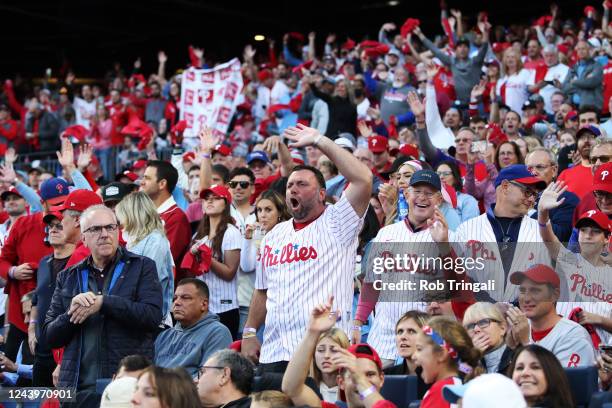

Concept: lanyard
[[80, 261, 126, 294]]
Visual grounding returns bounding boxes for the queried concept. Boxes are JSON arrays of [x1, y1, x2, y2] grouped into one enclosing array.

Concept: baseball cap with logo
[[575, 210, 611, 232], [593, 162, 612, 193], [213, 144, 232, 157], [200, 184, 232, 203], [101, 182, 134, 204], [347, 344, 383, 371], [509, 264, 560, 288], [115, 170, 139, 183], [39, 178, 70, 206], [368, 135, 388, 153], [51, 189, 103, 212], [410, 169, 442, 191], [246, 151, 271, 165], [131, 159, 148, 170], [0, 186, 23, 201], [494, 164, 547, 190]]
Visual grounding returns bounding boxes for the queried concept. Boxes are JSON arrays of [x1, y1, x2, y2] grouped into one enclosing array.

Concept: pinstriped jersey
[[255, 195, 364, 363]]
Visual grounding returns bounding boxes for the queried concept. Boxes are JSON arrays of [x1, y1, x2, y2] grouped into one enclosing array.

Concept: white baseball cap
[[335, 137, 356, 152], [100, 377, 137, 408], [443, 374, 527, 408]]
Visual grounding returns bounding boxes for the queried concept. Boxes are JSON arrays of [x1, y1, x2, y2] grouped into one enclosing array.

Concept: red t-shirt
[[557, 164, 593, 201], [603, 62, 612, 116], [421, 377, 462, 408]]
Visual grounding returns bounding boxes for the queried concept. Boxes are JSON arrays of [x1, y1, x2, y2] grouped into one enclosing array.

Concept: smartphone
[[471, 140, 488, 154], [599, 344, 612, 357]]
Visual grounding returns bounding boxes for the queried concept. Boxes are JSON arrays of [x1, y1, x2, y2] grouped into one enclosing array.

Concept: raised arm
[[537, 181, 567, 260], [282, 297, 338, 408], [414, 27, 453, 66], [284, 124, 372, 217], [198, 127, 221, 192], [157, 51, 167, 86], [424, 63, 455, 150]]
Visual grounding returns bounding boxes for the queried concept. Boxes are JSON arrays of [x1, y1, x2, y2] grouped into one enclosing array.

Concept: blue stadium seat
[[96, 378, 112, 395], [380, 375, 419, 407], [602, 403, 612, 408], [564, 366, 598, 407], [589, 391, 612, 408]]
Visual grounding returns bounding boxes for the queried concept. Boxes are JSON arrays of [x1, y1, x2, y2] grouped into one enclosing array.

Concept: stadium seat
[[564, 366, 598, 407], [602, 403, 612, 408], [380, 375, 419, 407], [96, 378, 112, 395], [589, 391, 612, 408]]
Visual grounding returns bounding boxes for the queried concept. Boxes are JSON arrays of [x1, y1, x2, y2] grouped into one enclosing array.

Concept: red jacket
[[105, 101, 128, 146], [0, 213, 53, 332], [160, 204, 191, 280]]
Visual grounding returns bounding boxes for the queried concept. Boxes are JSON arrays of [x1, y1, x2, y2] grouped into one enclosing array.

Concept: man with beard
[[557, 126, 600, 199], [0, 188, 27, 249], [241, 124, 371, 373]]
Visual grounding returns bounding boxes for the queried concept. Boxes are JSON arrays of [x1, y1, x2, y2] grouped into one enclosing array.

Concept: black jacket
[[42, 248, 163, 387]]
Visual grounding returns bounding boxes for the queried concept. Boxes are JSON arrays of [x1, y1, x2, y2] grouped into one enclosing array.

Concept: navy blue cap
[[246, 150, 270, 165], [494, 164, 547, 189], [39, 178, 70, 205], [576, 125, 602, 140], [409, 169, 441, 191]]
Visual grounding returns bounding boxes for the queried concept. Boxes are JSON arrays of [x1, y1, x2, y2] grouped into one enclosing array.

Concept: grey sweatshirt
[[155, 313, 232, 376]]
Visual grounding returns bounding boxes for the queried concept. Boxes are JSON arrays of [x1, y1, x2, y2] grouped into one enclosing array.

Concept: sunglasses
[[228, 181, 252, 189], [594, 190, 612, 200], [48, 222, 63, 231], [590, 155, 611, 165]]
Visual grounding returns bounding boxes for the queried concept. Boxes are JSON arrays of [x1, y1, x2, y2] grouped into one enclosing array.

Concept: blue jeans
[[95, 147, 113, 182]]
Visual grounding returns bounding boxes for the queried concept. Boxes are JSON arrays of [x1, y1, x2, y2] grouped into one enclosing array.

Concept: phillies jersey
[[529, 318, 596, 367], [421, 377, 461, 408], [255, 195, 364, 363], [454, 214, 548, 302], [364, 220, 436, 359], [196, 224, 242, 313]]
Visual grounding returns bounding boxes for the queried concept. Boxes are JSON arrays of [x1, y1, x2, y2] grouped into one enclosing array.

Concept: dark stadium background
[[0, 0, 600, 78]]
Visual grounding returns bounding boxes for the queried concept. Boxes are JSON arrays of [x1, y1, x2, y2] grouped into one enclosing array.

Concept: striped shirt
[[255, 195, 364, 363]]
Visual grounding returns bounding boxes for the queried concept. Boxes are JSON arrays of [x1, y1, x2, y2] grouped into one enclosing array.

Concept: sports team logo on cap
[[106, 186, 120, 197]]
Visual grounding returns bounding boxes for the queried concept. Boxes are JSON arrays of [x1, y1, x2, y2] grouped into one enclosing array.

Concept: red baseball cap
[[213, 144, 232, 157], [593, 162, 612, 193], [509, 264, 560, 288], [398, 143, 419, 159], [0, 187, 22, 201], [564, 110, 578, 122], [575, 210, 611, 232], [116, 171, 138, 182], [183, 151, 196, 162], [199, 184, 232, 203], [368, 135, 388, 153], [132, 159, 147, 170], [50, 189, 103, 212], [348, 343, 383, 371]]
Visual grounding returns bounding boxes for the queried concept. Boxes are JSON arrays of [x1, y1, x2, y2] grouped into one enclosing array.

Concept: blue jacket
[[33, 254, 62, 357], [42, 248, 163, 388], [155, 313, 232, 377]]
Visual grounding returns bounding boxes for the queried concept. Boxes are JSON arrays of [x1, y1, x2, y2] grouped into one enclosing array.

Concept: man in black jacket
[[29, 213, 76, 387], [42, 205, 162, 403]]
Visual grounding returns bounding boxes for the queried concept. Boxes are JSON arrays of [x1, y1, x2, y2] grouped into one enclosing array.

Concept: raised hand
[[450, 9, 462, 19], [243, 45, 256, 62], [382, 22, 396, 32], [77, 144, 93, 171], [263, 135, 281, 155], [326, 33, 336, 44], [0, 164, 17, 184], [199, 127, 221, 153], [308, 31, 316, 41], [537, 181, 567, 212], [56, 138, 75, 171], [428, 207, 449, 243], [378, 183, 398, 218], [425, 61, 440, 81], [134, 58, 142, 69], [407, 91, 425, 118], [283, 124, 321, 148], [193, 47, 204, 60], [308, 296, 339, 333], [158, 51, 167, 64], [471, 79, 487, 100], [357, 120, 373, 138]]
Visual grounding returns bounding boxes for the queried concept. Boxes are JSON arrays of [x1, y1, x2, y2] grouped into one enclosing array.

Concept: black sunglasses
[[228, 181, 252, 189]]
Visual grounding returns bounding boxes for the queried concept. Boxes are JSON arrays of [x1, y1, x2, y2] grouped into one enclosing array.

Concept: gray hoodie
[[155, 313, 232, 376]]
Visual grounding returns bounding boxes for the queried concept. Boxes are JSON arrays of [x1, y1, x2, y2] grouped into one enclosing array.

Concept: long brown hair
[[256, 190, 291, 224], [195, 200, 235, 259], [139, 366, 201, 408]]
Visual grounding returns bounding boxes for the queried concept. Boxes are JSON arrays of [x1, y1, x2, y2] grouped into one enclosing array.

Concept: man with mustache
[[557, 126, 601, 199], [241, 124, 371, 373]]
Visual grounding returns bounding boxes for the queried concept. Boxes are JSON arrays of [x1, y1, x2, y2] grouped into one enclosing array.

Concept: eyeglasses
[[454, 138, 471, 144], [418, 79, 427, 84], [409, 188, 436, 199], [437, 171, 453, 177], [228, 181, 252, 189], [527, 164, 553, 172], [84, 224, 118, 235], [48, 222, 63, 231], [594, 190, 612, 200], [465, 318, 499, 333], [590, 155, 611, 165], [197, 365, 225, 380], [508, 181, 538, 199]]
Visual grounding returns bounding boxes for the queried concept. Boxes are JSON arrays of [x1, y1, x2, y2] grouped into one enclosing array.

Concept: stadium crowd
[[0, 1, 611, 407]]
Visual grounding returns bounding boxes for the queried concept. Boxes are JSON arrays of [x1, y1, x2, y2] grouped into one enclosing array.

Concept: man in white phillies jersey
[[241, 124, 372, 371], [509, 264, 596, 367], [454, 165, 549, 302], [355, 170, 452, 364]]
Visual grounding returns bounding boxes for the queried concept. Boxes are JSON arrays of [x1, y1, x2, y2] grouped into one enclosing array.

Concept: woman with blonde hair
[[115, 191, 174, 325], [497, 48, 532, 116], [310, 328, 350, 402], [463, 302, 515, 374]]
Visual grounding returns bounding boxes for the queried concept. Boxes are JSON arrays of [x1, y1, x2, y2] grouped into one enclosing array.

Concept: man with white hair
[[528, 45, 569, 115]]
